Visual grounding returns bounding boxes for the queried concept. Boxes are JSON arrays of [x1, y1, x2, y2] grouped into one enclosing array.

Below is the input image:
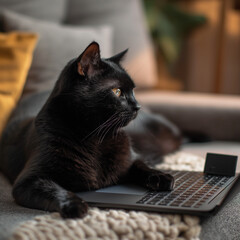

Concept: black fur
[[0, 42, 176, 218]]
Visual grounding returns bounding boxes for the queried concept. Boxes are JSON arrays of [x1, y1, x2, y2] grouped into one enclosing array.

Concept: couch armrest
[[136, 91, 240, 141]]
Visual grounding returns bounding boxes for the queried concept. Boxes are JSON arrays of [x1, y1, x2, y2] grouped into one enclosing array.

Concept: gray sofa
[[1, 1, 240, 239]]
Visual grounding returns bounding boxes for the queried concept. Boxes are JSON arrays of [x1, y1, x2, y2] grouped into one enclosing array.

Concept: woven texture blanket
[[10, 152, 204, 240]]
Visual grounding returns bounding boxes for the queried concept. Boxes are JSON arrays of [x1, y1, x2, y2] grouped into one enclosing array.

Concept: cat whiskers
[[97, 115, 121, 143], [82, 111, 135, 144], [81, 112, 119, 142], [97, 111, 130, 143], [113, 112, 132, 139]]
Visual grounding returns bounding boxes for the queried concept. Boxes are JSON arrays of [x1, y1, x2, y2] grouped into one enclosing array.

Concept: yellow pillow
[[0, 32, 38, 136]]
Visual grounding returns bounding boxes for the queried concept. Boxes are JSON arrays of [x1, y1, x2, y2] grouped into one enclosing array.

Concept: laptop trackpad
[[96, 184, 148, 195]]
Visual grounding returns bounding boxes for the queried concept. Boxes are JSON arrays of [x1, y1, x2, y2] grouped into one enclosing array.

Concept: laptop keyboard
[[136, 170, 232, 208]]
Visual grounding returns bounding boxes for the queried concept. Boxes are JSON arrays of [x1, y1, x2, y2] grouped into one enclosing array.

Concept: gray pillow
[[66, 0, 148, 55], [65, 0, 158, 88], [0, 0, 66, 23], [1, 10, 113, 97]]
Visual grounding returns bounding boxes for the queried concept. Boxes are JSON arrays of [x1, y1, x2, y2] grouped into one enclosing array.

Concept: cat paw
[[60, 195, 88, 219], [146, 172, 174, 191]]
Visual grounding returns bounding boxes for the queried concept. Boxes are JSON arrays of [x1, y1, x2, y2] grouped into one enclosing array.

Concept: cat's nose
[[133, 103, 141, 111]]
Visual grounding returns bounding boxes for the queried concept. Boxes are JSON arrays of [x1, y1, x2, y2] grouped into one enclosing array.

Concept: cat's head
[[54, 42, 141, 133]]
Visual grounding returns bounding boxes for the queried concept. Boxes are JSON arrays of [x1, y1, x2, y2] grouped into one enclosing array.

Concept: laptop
[[77, 153, 239, 215]]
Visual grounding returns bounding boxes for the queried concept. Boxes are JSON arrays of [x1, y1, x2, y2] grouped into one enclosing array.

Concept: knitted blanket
[[10, 152, 204, 240]]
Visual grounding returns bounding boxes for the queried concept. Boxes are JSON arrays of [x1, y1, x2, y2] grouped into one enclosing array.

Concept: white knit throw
[[10, 152, 205, 240]]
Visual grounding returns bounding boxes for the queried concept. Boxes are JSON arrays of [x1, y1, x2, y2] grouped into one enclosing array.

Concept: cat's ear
[[77, 42, 101, 77], [108, 49, 128, 64]]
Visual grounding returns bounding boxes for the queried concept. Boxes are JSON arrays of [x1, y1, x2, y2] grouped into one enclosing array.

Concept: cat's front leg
[[127, 160, 174, 191], [12, 174, 88, 218]]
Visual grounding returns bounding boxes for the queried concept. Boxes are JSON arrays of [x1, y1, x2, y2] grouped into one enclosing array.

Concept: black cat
[[0, 42, 175, 218]]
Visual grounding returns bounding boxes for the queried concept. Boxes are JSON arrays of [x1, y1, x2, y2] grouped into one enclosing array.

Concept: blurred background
[[142, 0, 240, 94], [1, 0, 240, 143]]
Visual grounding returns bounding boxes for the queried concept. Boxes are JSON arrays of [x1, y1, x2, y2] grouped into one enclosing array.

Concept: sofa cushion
[[0, 0, 66, 24], [136, 91, 240, 141], [182, 141, 240, 160], [65, 0, 158, 89], [0, 32, 37, 137], [1, 10, 113, 97]]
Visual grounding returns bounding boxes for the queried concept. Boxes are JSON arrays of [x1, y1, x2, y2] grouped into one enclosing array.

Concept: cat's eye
[[112, 88, 121, 97]]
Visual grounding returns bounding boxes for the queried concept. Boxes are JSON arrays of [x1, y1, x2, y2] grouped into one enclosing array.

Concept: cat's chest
[[55, 134, 131, 191], [97, 135, 131, 183]]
